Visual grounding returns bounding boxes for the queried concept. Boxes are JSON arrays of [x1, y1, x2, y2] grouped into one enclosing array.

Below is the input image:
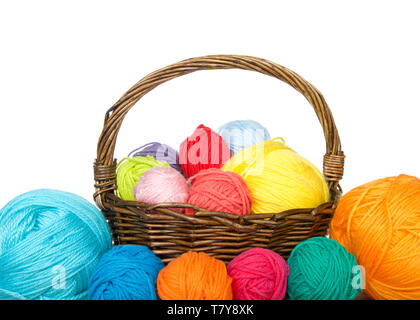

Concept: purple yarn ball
[[129, 142, 183, 174]]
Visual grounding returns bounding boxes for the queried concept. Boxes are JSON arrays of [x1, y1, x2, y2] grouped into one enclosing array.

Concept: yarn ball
[[330, 174, 420, 300], [186, 168, 251, 215], [222, 138, 330, 213], [217, 120, 271, 155], [179, 124, 231, 178], [129, 142, 183, 174], [116, 155, 170, 201], [157, 251, 232, 300], [134, 166, 189, 212], [227, 248, 289, 300], [0, 189, 111, 300], [286, 237, 361, 300], [89, 245, 164, 300]]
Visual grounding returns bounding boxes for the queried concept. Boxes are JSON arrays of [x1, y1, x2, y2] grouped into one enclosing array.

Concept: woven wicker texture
[[94, 55, 345, 263]]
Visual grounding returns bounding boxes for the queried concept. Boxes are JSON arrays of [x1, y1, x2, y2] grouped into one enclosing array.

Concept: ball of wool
[[330, 174, 420, 300], [179, 124, 231, 178], [134, 166, 189, 212], [89, 245, 163, 300], [0, 189, 111, 300], [217, 120, 271, 155], [129, 142, 183, 174], [222, 138, 330, 213], [186, 168, 252, 215], [157, 251, 232, 300], [116, 155, 170, 201], [286, 237, 361, 300], [227, 248, 289, 300]]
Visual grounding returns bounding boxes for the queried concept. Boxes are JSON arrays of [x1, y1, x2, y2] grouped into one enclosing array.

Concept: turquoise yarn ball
[[88, 245, 164, 300], [287, 237, 361, 300], [0, 189, 112, 300], [217, 120, 271, 155]]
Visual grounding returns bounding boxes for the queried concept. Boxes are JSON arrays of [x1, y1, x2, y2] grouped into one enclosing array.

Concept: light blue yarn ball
[[217, 120, 271, 155], [0, 189, 112, 300], [88, 245, 164, 300]]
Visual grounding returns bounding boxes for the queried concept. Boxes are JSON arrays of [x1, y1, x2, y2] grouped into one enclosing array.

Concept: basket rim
[[102, 192, 336, 233]]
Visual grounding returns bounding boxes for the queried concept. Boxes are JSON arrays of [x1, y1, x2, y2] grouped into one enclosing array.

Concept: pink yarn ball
[[134, 167, 189, 211], [227, 248, 289, 300]]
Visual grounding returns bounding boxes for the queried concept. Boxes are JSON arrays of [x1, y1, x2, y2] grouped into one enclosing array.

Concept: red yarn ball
[[186, 168, 252, 215], [179, 124, 231, 178], [227, 248, 289, 300]]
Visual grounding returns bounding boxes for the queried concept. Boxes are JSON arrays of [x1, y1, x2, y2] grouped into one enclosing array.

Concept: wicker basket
[[93, 55, 345, 264]]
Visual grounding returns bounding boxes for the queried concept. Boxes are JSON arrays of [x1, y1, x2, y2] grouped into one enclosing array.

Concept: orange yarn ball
[[330, 174, 420, 300], [186, 168, 252, 215], [157, 252, 233, 300]]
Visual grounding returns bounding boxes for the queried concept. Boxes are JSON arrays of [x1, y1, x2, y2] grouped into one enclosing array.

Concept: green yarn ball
[[287, 237, 361, 300], [116, 156, 170, 201]]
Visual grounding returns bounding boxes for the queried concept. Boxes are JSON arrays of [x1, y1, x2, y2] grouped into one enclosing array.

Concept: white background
[[1, 0, 419, 208]]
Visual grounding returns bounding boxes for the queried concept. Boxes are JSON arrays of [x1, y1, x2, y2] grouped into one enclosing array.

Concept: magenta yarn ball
[[134, 167, 189, 210], [227, 248, 289, 300]]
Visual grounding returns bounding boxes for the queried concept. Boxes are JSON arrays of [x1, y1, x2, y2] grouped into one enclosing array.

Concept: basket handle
[[94, 55, 345, 209]]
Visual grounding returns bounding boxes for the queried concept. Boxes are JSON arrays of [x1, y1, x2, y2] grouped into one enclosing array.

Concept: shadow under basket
[[93, 55, 345, 264]]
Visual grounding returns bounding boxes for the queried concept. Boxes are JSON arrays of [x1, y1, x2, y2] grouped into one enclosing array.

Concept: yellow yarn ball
[[222, 138, 330, 213], [116, 156, 170, 201]]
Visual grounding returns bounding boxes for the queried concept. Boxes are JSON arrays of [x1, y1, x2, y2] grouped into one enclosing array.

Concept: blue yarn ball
[[0, 189, 112, 300], [88, 245, 164, 300], [217, 120, 271, 155]]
